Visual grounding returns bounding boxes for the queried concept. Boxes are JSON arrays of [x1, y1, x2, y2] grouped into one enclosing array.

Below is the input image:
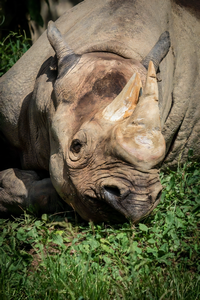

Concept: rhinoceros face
[[47, 22, 169, 223]]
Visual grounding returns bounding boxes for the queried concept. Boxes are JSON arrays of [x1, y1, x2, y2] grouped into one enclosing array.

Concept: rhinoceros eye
[[69, 130, 88, 162], [70, 139, 83, 154]]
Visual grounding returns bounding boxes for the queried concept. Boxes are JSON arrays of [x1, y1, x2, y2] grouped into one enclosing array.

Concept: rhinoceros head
[[47, 21, 170, 223]]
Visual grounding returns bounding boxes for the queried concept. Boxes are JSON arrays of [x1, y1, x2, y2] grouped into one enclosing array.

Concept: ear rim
[[47, 21, 81, 78], [141, 31, 171, 72]]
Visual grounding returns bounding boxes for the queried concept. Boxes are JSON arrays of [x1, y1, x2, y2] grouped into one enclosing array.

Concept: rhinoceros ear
[[47, 21, 80, 77], [141, 31, 170, 72]]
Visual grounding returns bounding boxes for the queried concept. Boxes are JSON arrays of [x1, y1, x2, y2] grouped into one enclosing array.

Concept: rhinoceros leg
[[0, 168, 64, 217]]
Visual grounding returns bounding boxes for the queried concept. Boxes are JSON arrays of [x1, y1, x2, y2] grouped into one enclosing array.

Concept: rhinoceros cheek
[[49, 153, 72, 199], [49, 153, 64, 191]]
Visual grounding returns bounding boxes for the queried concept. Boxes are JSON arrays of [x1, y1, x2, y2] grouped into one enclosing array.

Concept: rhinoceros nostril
[[104, 186, 121, 197]]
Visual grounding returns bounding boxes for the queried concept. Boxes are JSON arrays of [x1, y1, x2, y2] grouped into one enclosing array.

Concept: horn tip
[[47, 20, 55, 32], [159, 31, 170, 41], [47, 20, 61, 38], [148, 61, 156, 78], [47, 20, 62, 47]]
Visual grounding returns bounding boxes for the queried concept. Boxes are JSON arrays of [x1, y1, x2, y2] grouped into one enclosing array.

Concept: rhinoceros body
[[0, 0, 200, 222]]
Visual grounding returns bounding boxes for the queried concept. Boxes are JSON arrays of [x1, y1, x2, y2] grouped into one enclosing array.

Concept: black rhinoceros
[[0, 0, 200, 223]]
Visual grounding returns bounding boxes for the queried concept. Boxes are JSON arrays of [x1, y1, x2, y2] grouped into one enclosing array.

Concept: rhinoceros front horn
[[102, 72, 142, 122], [111, 61, 166, 171], [47, 21, 80, 76]]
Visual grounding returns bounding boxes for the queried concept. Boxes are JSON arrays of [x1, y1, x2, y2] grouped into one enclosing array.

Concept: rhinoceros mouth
[[81, 195, 127, 223]]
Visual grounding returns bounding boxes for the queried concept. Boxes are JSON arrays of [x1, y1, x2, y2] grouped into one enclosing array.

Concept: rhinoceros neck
[[0, 37, 54, 148], [18, 68, 56, 171]]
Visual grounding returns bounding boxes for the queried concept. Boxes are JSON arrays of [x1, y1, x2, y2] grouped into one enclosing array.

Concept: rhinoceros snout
[[100, 179, 162, 222]]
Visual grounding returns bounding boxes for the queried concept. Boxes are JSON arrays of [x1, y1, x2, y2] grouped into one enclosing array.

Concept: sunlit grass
[[0, 156, 199, 299]]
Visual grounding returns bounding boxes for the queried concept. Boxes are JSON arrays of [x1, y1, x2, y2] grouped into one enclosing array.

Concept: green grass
[[0, 31, 31, 76], [0, 156, 199, 299]]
